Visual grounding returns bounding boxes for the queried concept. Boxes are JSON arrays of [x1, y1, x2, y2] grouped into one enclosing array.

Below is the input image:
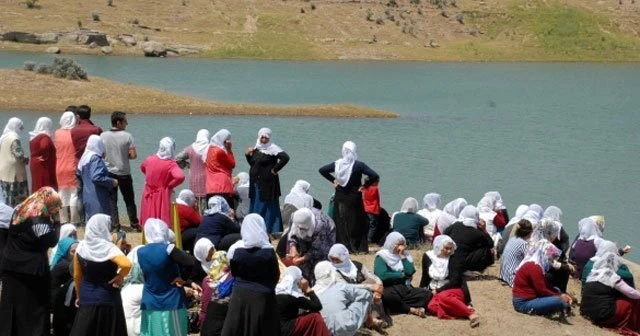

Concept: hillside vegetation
[[1, 0, 639, 61]]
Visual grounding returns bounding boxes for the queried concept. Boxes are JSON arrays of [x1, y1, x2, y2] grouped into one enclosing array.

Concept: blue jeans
[[367, 213, 378, 242], [512, 296, 568, 315]]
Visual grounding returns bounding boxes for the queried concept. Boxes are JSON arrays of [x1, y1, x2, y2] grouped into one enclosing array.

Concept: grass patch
[[208, 14, 314, 59]]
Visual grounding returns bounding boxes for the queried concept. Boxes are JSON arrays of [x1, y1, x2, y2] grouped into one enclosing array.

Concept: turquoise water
[[1, 52, 639, 261]]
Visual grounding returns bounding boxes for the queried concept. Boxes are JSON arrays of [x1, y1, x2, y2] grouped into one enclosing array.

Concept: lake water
[[1, 52, 639, 261]]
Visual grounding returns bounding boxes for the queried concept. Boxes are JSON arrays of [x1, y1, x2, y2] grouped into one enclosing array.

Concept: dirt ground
[[113, 229, 637, 336]]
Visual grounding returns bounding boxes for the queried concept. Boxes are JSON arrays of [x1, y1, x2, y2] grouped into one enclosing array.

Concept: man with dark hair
[[101, 111, 140, 232], [71, 104, 103, 159]]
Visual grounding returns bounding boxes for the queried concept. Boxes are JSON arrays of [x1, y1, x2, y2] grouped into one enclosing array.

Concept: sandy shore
[[0, 69, 396, 118]]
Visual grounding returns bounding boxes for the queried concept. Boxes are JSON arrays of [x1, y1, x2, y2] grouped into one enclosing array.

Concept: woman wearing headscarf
[[69, 214, 131, 336], [416, 192, 442, 242], [0, 117, 29, 206], [497, 204, 529, 256], [570, 217, 605, 279], [443, 205, 495, 274], [275, 266, 330, 336], [197, 196, 241, 251], [373, 232, 432, 317], [499, 219, 533, 287], [434, 198, 467, 239], [50, 236, 79, 336], [233, 172, 250, 222], [328, 244, 389, 330], [581, 240, 635, 288], [391, 197, 428, 247], [245, 128, 290, 234], [121, 245, 145, 336], [55, 111, 81, 225], [49, 223, 77, 265], [478, 191, 509, 234], [0, 187, 61, 336], [176, 129, 210, 214], [194, 239, 234, 336], [277, 208, 315, 279], [29, 117, 57, 192], [140, 137, 185, 226], [420, 235, 479, 327], [137, 218, 197, 336], [581, 252, 640, 335], [77, 134, 117, 221], [205, 129, 236, 208], [221, 214, 280, 336], [531, 219, 573, 293], [0, 185, 13, 265], [175, 189, 202, 252], [282, 180, 314, 230], [511, 239, 572, 316], [319, 141, 378, 253]]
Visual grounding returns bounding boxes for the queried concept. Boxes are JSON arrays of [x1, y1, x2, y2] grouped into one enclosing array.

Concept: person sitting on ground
[[443, 205, 495, 274], [499, 219, 533, 287], [533, 219, 574, 293], [176, 189, 202, 253], [434, 198, 467, 239], [277, 208, 318, 282], [50, 236, 79, 336], [373, 232, 432, 318], [313, 261, 373, 336], [282, 180, 314, 231], [581, 252, 640, 335], [275, 266, 331, 336], [391, 197, 428, 247], [512, 239, 572, 316], [420, 235, 480, 328], [197, 196, 241, 252], [497, 204, 529, 256], [416, 192, 442, 243], [233, 172, 250, 222], [581, 240, 635, 288]]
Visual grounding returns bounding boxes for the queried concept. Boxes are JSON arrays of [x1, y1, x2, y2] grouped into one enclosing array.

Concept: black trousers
[[109, 174, 139, 228]]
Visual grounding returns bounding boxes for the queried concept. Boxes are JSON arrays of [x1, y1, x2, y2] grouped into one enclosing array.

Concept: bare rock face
[[46, 46, 61, 54], [0, 31, 58, 44], [101, 46, 113, 54], [118, 34, 137, 47], [141, 41, 167, 57], [78, 32, 109, 46]]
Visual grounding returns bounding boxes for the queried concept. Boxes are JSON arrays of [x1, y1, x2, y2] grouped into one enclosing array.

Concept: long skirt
[[201, 301, 229, 336], [0, 180, 28, 207], [382, 284, 432, 314], [0, 271, 50, 336], [140, 309, 188, 336], [221, 286, 280, 336], [290, 312, 331, 336], [601, 297, 640, 335], [69, 303, 128, 336], [462, 249, 494, 273], [427, 288, 474, 319], [249, 183, 283, 234], [333, 191, 368, 253]]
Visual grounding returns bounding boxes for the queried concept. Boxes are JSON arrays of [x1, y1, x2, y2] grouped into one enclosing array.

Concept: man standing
[[71, 105, 103, 159], [101, 111, 140, 232]]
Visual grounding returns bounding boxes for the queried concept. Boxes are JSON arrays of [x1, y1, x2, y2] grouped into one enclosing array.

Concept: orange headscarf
[[12, 186, 62, 225]]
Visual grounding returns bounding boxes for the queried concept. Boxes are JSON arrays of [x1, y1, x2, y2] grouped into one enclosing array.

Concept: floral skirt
[[0, 180, 28, 207]]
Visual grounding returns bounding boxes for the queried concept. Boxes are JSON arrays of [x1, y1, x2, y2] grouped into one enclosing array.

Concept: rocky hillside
[[1, 0, 639, 61]]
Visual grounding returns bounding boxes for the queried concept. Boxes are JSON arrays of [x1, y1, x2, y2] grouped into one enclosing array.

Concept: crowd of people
[[0, 109, 638, 336]]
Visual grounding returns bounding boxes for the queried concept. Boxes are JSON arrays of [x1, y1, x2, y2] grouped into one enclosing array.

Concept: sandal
[[470, 315, 480, 328], [409, 307, 426, 318]]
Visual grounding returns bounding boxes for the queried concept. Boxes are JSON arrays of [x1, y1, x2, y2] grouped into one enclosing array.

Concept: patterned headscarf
[[12, 186, 62, 225], [423, 193, 441, 211], [516, 239, 560, 274], [204, 195, 231, 216], [156, 137, 176, 160], [586, 252, 621, 288]]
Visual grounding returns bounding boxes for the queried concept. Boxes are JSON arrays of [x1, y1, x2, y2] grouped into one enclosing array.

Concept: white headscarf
[[522, 210, 541, 226], [528, 204, 544, 218], [76, 214, 123, 262], [284, 180, 313, 210], [437, 198, 467, 233], [543, 206, 562, 221], [400, 197, 419, 213], [210, 129, 231, 152], [586, 252, 621, 288], [426, 235, 456, 289], [328, 243, 357, 281], [477, 195, 497, 221], [0, 117, 23, 144], [533, 218, 561, 242], [313, 260, 339, 295], [589, 215, 606, 235], [194, 238, 216, 273], [30, 117, 54, 140], [156, 137, 176, 160], [191, 129, 210, 162], [590, 240, 619, 263], [226, 214, 273, 260], [254, 128, 283, 156], [423, 193, 441, 211], [457, 205, 479, 229], [376, 232, 412, 272], [60, 223, 77, 240], [77, 134, 105, 170], [176, 189, 196, 207], [59, 111, 76, 130], [516, 239, 560, 274], [204, 195, 231, 216], [484, 191, 505, 209], [237, 172, 250, 188], [334, 141, 357, 187], [507, 204, 529, 226], [289, 208, 315, 240], [144, 218, 174, 244], [275, 266, 305, 298], [578, 217, 603, 241]]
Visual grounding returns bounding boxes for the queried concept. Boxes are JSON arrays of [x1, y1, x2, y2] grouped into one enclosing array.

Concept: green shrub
[[25, 0, 38, 8], [23, 61, 36, 71], [36, 64, 52, 74], [91, 11, 100, 22]]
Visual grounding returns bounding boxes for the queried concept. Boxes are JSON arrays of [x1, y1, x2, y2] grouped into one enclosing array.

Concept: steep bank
[[0, 69, 396, 118], [1, 0, 639, 61]]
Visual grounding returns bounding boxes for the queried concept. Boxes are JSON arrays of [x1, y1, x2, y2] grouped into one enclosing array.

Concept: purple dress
[[571, 239, 597, 278]]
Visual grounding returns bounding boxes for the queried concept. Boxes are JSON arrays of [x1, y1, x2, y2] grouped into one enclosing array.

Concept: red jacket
[[71, 119, 103, 159], [177, 203, 201, 232], [362, 185, 380, 215], [512, 262, 559, 299]]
